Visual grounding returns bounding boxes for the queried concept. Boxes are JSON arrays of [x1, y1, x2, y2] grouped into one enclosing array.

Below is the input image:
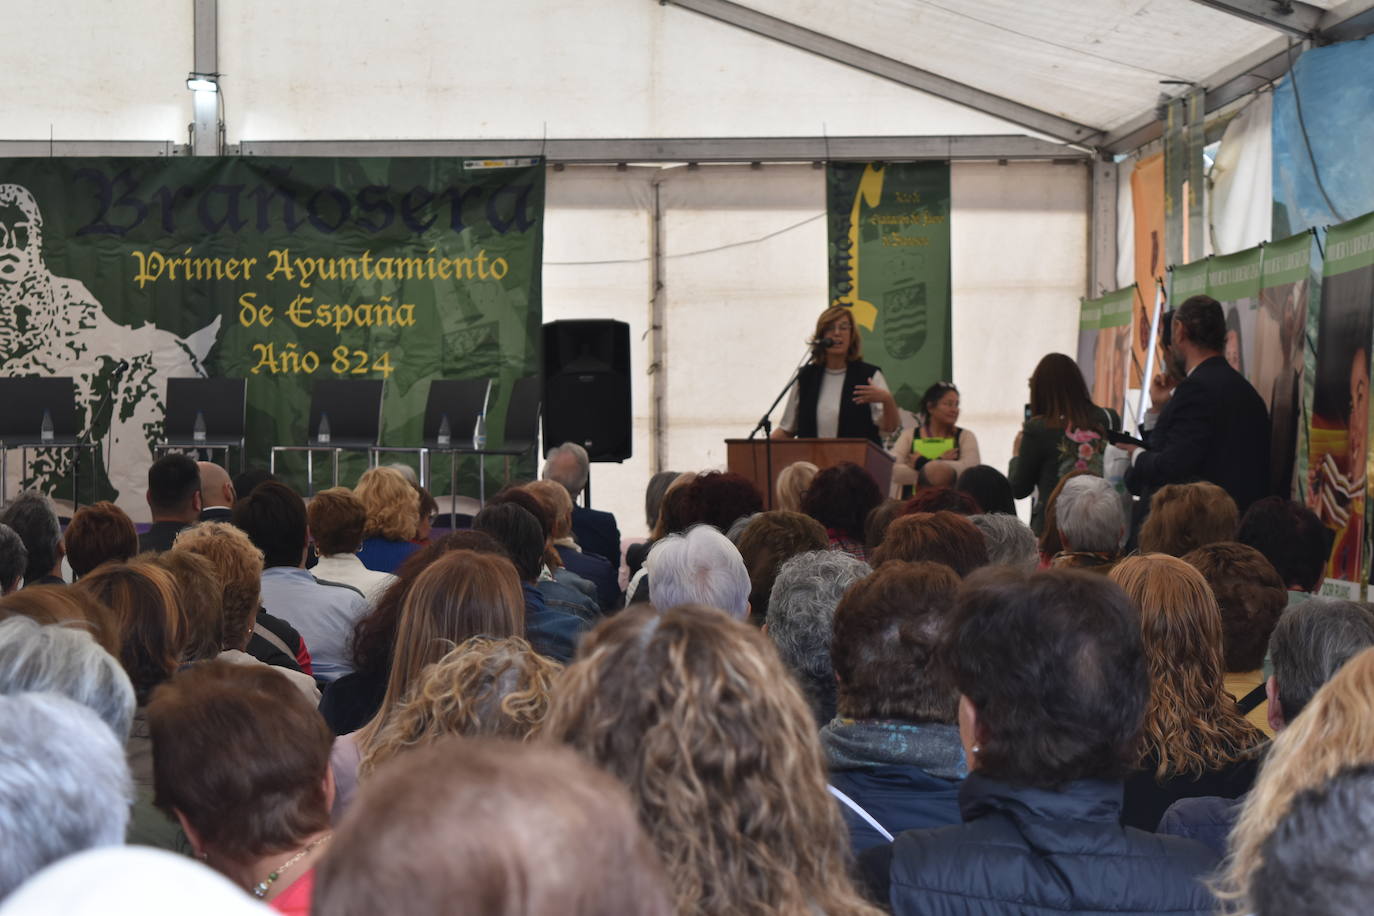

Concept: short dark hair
[[473, 502, 544, 582], [149, 660, 332, 863], [1183, 542, 1287, 673], [679, 471, 765, 534], [956, 466, 1016, 515], [832, 561, 960, 723], [872, 511, 988, 577], [0, 493, 59, 584], [901, 486, 979, 516], [486, 487, 552, 543], [800, 463, 882, 542], [1251, 763, 1374, 916], [146, 453, 201, 515], [1269, 598, 1374, 723], [307, 487, 367, 557], [232, 467, 277, 501], [735, 511, 828, 624], [63, 502, 138, 578], [1175, 295, 1227, 353], [1237, 497, 1331, 592], [232, 480, 307, 569], [0, 523, 29, 589], [950, 567, 1148, 787]]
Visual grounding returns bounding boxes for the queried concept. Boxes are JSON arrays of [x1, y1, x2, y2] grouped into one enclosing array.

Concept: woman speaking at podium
[[771, 305, 898, 445]]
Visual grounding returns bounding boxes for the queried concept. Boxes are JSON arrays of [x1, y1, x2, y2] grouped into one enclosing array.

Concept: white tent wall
[[1210, 93, 1274, 255]]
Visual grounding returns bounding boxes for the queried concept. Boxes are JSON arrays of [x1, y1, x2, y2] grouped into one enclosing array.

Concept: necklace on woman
[[250, 834, 331, 899]]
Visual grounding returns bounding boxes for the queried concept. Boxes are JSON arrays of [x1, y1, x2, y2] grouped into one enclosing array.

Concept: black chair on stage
[[369, 378, 492, 517], [270, 379, 385, 494], [477, 375, 543, 500], [154, 377, 248, 471], [0, 377, 95, 507]]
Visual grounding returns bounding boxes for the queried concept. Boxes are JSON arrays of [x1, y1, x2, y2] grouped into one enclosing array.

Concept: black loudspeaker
[[542, 319, 632, 461]]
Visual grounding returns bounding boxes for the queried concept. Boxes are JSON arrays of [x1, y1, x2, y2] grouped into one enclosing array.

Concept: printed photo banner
[[1312, 212, 1374, 598], [1077, 285, 1134, 416], [1257, 231, 1317, 503], [0, 157, 545, 514], [826, 162, 952, 415]]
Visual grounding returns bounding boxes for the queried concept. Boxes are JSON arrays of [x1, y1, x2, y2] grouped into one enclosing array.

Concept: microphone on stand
[[811, 336, 836, 348], [85, 358, 132, 501]]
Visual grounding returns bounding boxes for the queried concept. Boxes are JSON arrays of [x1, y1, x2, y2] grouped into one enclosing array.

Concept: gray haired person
[[0, 692, 133, 899], [1051, 475, 1125, 573], [0, 617, 135, 742], [542, 442, 591, 496], [767, 549, 872, 725], [0, 493, 63, 587], [969, 514, 1038, 572], [646, 525, 751, 620], [0, 523, 27, 594]]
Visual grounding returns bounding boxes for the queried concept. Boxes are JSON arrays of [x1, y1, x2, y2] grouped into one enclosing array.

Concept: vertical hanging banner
[[1078, 286, 1134, 413], [827, 162, 952, 414], [1204, 246, 1263, 388], [1131, 154, 1167, 392], [1167, 258, 1210, 393], [0, 158, 544, 516], [1257, 231, 1317, 501], [1311, 212, 1374, 598]]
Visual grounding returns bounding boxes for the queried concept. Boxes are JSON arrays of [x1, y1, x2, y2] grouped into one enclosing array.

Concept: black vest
[[795, 360, 882, 444]]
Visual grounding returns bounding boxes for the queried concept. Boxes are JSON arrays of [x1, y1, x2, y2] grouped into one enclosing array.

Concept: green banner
[[0, 157, 544, 511], [1169, 259, 1209, 303], [1324, 210, 1374, 276], [1206, 247, 1262, 303], [1077, 286, 1134, 411], [826, 162, 951, 413]]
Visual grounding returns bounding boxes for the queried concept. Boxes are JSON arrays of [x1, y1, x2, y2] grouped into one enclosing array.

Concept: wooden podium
[[726, 437, 895, 510]]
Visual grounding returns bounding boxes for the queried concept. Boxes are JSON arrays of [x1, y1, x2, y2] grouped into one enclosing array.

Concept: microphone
[[812, 337, 835, 348], [112, 359, 130, 378]]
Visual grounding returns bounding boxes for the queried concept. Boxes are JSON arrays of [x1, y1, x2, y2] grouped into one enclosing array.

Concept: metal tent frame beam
[[1185, 0, 1324, 37], [659, 0, 1101, 146]]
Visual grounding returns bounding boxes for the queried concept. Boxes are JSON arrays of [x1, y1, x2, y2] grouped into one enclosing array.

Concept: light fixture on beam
[[186, 73, 219, 93]]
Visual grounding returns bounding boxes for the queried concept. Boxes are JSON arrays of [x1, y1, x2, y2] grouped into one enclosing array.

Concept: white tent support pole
[[658, 0, 1101, 146], [1089, 159, 1117, 300], [649, 175, 667, 475], [1185, 0, 1322, 37], [191, 0, 220, 157]]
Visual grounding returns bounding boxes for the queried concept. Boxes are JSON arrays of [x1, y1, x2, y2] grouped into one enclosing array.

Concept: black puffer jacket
[[864, 774, 1219, 915]]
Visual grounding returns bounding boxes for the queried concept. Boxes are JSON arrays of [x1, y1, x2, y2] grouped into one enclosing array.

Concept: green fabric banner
[[826, 162, 951, 414], [0, 157, 544, 511], [1169, 259, 1209, 303], [1077, 286, 1134, 411]]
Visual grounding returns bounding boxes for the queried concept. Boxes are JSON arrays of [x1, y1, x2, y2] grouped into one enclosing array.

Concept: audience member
[[626, 470, 683, 577], [1050, 474, 1125, 573], [1182, 542, 1287, 734], [525, 479, 619, 611], [473, 502, 591, 661], [486, 487, 599, 619], [801, 462, 883, 561], [352, 467, 422, 573], [411, 482, 437, 544], [544, 605, 881, 916], [767, 549, 870, 724], [149, 661, 331, 913], [955, 465, 1016, 515], [825, 561, 964, 854], [0, 585, 119, 657], [332, 550, 524, 813], [153, 548, 223, 663], [860, 568, 1217, 914], [139, 453, 202, 552], [1219, 647, 1374, 914], [1109, 554, 1265, 830], [1236, 496, 1330, 600], [543, 441, 621, 562], [196, 461, 235, 522], [234, 480, 367, 682], [357, 636, 559, 778], [231, 466, 275, 500], [863, 498, 903, 552], [735, 510, 828, 625], [901, 485, 979, 516], [0, 616, 133, 742], [0, 492, 64, 586], [1159, 597, 1374, 854], [1034, 467, 1094, 563], [0, 693, 132, 902], [968, 513, 1037, 572], [317, 739, 674, 916], [627, 472, 698, 602], [678, 470, 765, 535], [871, 511, 988, 577], [775, 460, 818, 514], [0, 523, 25, 594], [307, 487, 396, 605], [645, 525, 751, 620], [1248, 764, 1374, 916], [1138, 481, 1239, 557], [63, 501, 138, 579]]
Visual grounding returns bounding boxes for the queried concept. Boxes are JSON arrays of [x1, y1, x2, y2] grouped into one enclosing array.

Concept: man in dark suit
[[197, 460, 236, 523], [542, 441, 621, 564], [138, 453, 202, 553], [1125, 296, 1271, 520]]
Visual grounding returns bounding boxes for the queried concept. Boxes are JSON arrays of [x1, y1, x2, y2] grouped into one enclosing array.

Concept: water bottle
[[40, 409, 53, 443], [437, 413, 451, 447], [193, 410, 207, 443], [472, 413, 486, 451], [318, 411, 331, 445]]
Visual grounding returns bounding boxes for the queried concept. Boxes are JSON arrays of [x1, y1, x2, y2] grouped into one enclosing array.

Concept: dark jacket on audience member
[[1157, 793, 1245, 859], [521, 583, 589, 665], [556, 543, 620, 610], [823, 719, 965, 855], [571, 505, 620, 564], [319, 668, 387, 735], [138, 520, 189, 554], [246, 608, 312, 676], [863, 774, 1219, 915], [1121, 752, 1259, 832]]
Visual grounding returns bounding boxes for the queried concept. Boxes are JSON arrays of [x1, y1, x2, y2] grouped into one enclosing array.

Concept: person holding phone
[[1009, 353, 1120, 535]]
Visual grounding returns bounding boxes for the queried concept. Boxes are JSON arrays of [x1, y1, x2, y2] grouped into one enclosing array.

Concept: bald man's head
[[197, 462, 235, 510]]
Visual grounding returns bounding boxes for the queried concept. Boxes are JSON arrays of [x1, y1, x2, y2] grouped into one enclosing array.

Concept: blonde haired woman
[[1110, 554, 1267, 830], [1219, 647, 1374, 913], [354, 467, 422, 573], [774, 461, 818, 514], [543, 605, 881, 916]]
